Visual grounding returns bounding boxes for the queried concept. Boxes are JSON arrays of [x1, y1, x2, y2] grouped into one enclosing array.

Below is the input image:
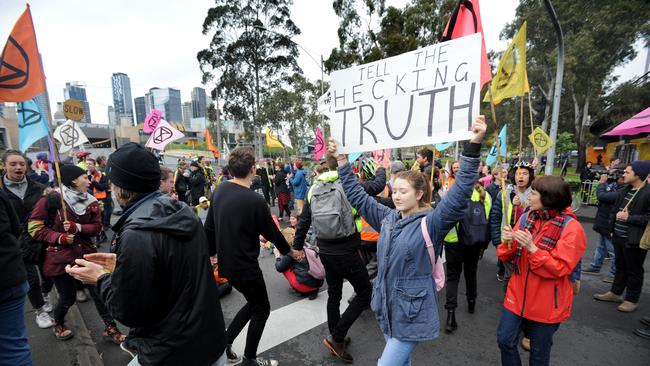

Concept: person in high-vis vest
[[443, 182, 492, 334], [86, 159, 110, 242], [195, 196, 210, 225]]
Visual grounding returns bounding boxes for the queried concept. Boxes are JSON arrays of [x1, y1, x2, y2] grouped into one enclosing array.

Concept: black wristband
[[463, 142, 482, 158]]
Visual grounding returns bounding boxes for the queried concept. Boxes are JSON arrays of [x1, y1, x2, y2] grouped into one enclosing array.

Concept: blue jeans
[[128, 352, 226, 366], [588, 234, 615, 276], [378, 334, 418, 366], [0, 282, 32, 366], [497, 308, 559, 366]]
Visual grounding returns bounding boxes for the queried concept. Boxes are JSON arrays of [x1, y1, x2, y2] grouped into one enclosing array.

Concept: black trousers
[[227, 276, 271, 359], [444, 244, 481, 310], [261, 185, 271, 205], [611, 235, 648, 303], [320, 253, 372, 343], [25, 263, 53, 310], [51, 274, 114, 326]]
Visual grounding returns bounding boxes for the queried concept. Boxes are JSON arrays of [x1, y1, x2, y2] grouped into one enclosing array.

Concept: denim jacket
[[338, 154, 480, 341]]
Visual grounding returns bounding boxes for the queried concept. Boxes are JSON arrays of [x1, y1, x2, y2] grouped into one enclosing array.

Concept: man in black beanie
[[595, 160, 650, 313], [66, 142, 227, 366]]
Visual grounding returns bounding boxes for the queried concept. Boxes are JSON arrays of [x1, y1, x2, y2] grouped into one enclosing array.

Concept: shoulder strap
[[420, 217, 437, 264]]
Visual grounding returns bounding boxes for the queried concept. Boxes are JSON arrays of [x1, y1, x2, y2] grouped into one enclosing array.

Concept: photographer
[[582, 171, 624, 281]]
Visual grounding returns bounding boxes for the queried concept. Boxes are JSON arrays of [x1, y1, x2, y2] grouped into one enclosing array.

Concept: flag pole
[[28, 4, 67, 222], [518, 95, 524, 165], [487, 82, 510, 249]]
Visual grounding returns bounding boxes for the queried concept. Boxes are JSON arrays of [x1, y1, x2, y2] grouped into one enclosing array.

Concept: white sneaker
[[42, 294, 53, 312], [76, 290, 88, 302], [36, 310, 55, 329]]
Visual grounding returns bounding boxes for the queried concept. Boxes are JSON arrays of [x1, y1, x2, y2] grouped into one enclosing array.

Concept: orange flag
[[0, 5, 46, 102], [442, 0, 491, 88], [205, 128, 219, 158]]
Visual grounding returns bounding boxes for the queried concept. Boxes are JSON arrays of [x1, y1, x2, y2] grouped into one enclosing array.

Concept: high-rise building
[[182, 102, 192, 129], [191, 87, 207, 118], [108, 106, 118, 125], [111, 73, 133, 123], [145, 87, 182, 123], [134, 96, 147, 124], [63, 82, 92, 123]]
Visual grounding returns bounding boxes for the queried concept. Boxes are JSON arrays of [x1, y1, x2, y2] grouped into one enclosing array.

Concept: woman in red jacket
[[496, 176, 586, 366], [28, 165, 124, 343]]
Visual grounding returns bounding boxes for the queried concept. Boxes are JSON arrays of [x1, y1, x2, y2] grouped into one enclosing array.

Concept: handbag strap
[[420, 217, 437, 264]]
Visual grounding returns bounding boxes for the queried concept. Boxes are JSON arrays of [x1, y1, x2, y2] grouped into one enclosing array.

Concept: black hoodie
[[98, 192, 226, 366]]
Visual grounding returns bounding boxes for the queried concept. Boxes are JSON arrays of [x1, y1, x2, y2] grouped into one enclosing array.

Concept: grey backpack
[[309, 180, 357, 240]]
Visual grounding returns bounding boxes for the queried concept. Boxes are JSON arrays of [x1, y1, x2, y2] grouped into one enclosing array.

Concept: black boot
[[468, 299, 476, 314], [445, 310, 458, 333]]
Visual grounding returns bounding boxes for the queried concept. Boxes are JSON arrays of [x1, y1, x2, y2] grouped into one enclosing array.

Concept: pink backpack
[[304, 244, 326, 280], [420, 217, 446, 292]]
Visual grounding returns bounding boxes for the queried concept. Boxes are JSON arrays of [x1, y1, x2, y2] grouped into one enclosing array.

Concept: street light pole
[[543, 0, 565, 176]]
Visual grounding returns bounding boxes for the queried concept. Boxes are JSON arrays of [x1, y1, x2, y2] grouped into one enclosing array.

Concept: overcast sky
[[1, 0, 646, 123]]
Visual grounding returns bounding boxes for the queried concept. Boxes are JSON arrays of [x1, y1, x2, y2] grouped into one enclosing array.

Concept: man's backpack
[[458, 199, 490, 247], [309, 180, 356, 241]]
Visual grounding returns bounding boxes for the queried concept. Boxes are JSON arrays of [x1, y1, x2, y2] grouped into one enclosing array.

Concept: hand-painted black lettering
[[358, 104, 377, 145], [372, 79, 385, 100], [448, 83, 476, 132], [384, 96, 413, 140], [335, 107, 356, 146], [419, 87, 448, 136]]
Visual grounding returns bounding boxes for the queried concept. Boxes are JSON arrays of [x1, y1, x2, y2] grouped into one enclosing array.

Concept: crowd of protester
[[1, 116, 649, 366]]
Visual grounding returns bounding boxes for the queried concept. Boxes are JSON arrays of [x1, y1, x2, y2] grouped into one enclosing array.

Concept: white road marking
[[231, 281, 355, 358]]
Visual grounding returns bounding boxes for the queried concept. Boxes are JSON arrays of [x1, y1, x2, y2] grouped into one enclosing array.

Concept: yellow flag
[[264, 127, 284, 148], [484, 21, 530, 104], [528, 127, 553, 154]]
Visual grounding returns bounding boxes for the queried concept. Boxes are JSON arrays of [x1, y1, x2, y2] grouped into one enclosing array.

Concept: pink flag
[[444, 160, 450, 179], [313, 127, 326, 160], [143, 109, 163, 134], [372, 149, 391, 168], [145, 119, 184, 151]]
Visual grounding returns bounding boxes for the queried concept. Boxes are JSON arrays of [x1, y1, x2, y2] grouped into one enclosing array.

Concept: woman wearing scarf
[[496, 176, 586, 366], [28, 165, 125, 343]]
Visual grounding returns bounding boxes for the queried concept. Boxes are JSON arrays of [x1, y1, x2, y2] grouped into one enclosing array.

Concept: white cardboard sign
[[326, 33, 481, 153]]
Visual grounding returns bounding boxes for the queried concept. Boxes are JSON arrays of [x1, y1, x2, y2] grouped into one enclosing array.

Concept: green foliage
[[324, 0, 455, 72], [555, 131, 577, 153], [502, 0, 650, 170], [197, 0, 302, 136], [258, 74, 326, 151]]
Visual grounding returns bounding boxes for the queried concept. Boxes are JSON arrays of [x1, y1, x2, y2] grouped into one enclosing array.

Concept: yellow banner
[[484, 21, 530, 104], [264, 128, 284, 148]]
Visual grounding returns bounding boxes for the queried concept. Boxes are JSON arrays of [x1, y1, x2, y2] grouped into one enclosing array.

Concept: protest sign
[[326, 33, 481, 153], [145, 119, 184, 151], [372, 149, 391, 168]]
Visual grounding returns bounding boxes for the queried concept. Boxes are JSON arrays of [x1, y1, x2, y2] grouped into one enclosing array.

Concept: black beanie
[[60, 164, 87, 187], [107, 142, 161, 193], [631, 160, 650, 180]]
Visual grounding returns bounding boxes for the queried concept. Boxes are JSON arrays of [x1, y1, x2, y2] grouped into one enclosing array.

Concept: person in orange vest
[[86, 159, 110, 243]]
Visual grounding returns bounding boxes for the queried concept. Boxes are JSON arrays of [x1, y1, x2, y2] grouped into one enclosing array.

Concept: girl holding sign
[[328, 116, 487, 365]]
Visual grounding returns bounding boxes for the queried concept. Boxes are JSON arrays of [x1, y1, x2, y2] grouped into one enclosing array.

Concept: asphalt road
[[28, 213, 650, 366]]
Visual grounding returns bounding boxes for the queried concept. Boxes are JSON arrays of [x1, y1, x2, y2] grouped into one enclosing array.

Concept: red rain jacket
[[497, 209, 586, 324]]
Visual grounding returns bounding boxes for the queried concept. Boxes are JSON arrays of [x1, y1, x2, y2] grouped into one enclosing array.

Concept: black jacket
[[593, 182, 623, 236], [275, 255, 323, 289], [98, 192, 226, 366], [1, 176, 45, 224], [0, 189, 25, 290], [257, 166, 273, 189], [189, 169, 206, 205], [360, 168, 387, 196], [273, 170, 289, 194], [607, 184, 650, 247]]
